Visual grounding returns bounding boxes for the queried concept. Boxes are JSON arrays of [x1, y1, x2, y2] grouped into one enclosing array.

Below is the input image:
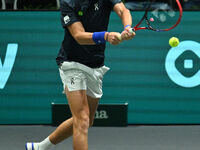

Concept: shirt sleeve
[[108, 0, 122, 9], [60, 1, 80, 28]]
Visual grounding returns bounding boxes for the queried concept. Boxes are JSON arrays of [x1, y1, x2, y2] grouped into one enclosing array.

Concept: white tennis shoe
[[25, 142, 40, 150]]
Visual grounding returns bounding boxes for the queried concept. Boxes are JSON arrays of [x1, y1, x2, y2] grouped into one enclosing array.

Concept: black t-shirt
[[56, 0, 121, 68]]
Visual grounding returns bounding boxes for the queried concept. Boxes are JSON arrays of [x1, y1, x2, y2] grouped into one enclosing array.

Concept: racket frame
[[132, 0, 183, 32]]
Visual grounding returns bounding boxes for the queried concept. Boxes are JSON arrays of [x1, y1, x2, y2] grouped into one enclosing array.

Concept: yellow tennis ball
[[169, 37, 179, 47]]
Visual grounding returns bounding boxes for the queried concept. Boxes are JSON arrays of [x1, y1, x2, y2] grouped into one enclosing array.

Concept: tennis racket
[[128, 0, 183, 33]]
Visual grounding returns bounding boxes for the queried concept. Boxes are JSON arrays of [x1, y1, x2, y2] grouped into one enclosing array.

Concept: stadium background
[[0, 4, 200, 125]]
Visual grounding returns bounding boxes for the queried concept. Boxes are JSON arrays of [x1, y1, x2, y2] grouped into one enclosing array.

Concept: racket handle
[[129, 28, 134, 33], [118, 28, 134, 41], [118, 28, 133, 41]]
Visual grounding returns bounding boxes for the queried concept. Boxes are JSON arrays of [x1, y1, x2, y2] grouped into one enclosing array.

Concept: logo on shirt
[[70, 77, 75, 85], [64, 15, 70, 24], [94, 3, 99, 11]]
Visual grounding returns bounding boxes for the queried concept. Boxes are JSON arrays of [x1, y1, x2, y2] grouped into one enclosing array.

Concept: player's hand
[[106, 32, 122, 45], [121, 27, 136, 40]]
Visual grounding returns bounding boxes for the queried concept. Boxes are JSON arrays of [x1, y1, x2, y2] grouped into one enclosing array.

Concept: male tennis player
[[26, 0, 135, 150]]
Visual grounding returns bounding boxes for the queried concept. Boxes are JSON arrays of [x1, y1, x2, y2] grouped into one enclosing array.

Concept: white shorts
[[59, 61, 110, 98]]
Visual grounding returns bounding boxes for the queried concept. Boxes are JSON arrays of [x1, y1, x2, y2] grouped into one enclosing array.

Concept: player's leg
[[49, 117, 73, 144], [48, 96, 99, 145], [87, 95, 99, 126], [25, 118, 73, 150], [26, 89, 90, 150], [66, 89, 89, 150], [26, 96, 99, 150], [25, 64, 105, 150]]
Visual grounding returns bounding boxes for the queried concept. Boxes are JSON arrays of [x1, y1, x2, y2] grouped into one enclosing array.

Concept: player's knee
[[80, 115, 90, 133], [74, 112, 90, 133]]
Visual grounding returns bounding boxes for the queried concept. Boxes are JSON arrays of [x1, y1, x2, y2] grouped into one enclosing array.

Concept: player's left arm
[[113, 2, 136, 40]]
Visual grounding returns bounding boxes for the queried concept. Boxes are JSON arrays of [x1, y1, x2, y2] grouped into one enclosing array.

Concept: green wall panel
[[0, 11, 200, 124]]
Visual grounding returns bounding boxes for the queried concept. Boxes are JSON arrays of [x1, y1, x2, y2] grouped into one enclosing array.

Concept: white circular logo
[[165, 40, 200, 88]]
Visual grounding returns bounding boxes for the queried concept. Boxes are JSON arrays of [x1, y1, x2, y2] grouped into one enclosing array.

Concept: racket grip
[[129, 28, 134, 33]]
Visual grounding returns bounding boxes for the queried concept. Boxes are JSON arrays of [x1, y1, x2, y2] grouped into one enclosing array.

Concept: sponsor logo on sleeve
[[64, 15, 70, 24]]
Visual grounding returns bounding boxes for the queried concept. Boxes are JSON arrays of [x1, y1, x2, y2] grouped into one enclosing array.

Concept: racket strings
[[134, 0, 182, 31], [147, 0, 182, 31]]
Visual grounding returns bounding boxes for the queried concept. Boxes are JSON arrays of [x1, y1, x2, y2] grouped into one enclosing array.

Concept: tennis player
[[26, 0, 135, 150]]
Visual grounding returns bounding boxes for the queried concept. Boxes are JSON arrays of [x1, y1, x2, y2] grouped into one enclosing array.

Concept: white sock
[[38, 137, 55, 150]]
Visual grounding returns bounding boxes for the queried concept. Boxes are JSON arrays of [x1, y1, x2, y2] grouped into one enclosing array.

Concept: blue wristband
[[124, 25, 131, 30], [92, 31, 106, 44]]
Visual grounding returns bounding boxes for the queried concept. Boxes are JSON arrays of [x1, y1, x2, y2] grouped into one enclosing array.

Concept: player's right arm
[[67, 22, 94, 45], [61, 1, 122, 45], [67, 22, 122, 45]]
